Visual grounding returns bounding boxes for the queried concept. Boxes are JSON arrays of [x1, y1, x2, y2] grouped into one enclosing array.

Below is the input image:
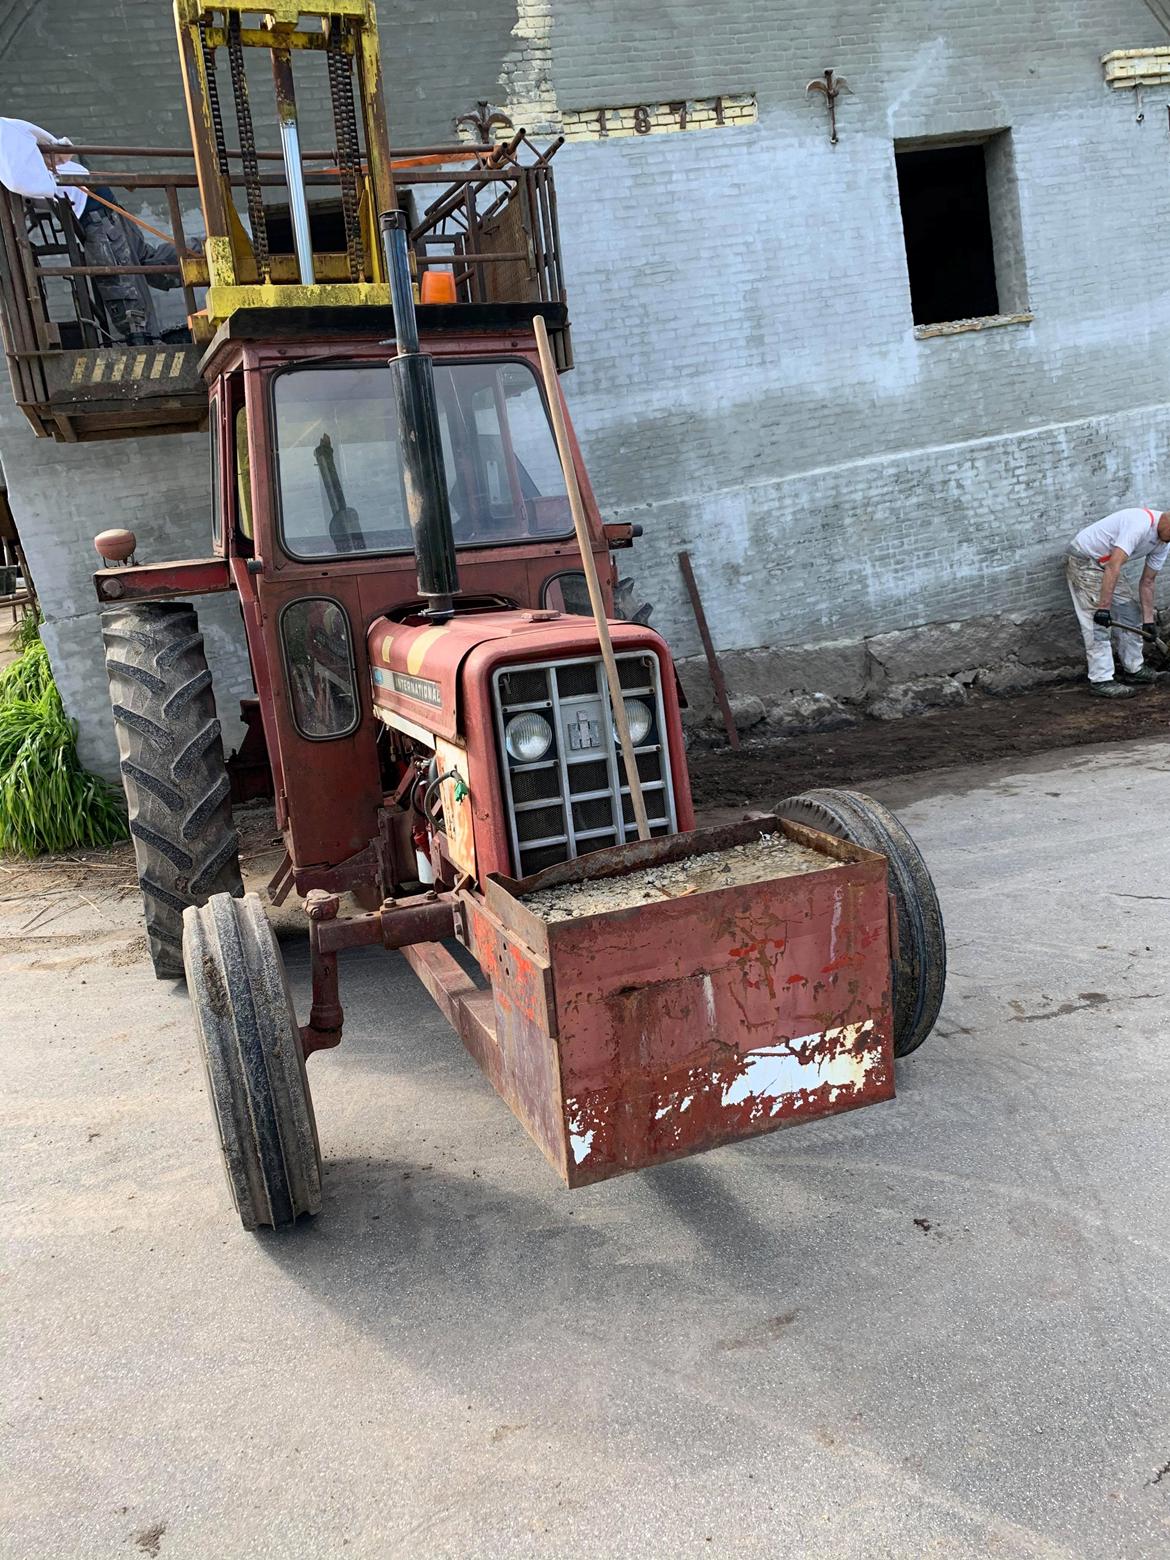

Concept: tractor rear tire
[[102, 601, 243, 979], [183, 892, 322, 1231], [775, 788, 946, 1059]]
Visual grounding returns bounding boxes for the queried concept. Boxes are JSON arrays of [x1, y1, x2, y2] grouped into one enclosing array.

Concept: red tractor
[[62, 3, 945, 1229]]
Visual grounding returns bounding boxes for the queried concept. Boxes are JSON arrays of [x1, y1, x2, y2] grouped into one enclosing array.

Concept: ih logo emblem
[[568, 709, 601, 751]]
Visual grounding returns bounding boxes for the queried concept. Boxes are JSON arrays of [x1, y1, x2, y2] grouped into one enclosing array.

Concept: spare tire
[[775, 788, 945, 1058]]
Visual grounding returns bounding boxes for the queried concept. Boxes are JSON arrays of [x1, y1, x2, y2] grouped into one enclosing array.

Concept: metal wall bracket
[[455, 100, 513, 142], [806, 69, 850, 145]]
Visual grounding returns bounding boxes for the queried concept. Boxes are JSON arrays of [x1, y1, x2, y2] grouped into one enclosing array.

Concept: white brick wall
[[0, 395, 251, 780], [541, 0, 1170, 656], [4, 0, 1170, 769]]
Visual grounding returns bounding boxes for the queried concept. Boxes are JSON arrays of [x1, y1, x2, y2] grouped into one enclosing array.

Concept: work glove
[[1093, 609, 1112, 628], [1144, 621, 1158, 640]]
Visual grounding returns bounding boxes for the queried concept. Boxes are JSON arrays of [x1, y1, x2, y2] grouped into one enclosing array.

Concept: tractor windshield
[[272, 359, 572, 559]]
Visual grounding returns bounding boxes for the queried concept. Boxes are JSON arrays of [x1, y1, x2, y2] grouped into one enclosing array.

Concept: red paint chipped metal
[[452, 816, 896, 1185]]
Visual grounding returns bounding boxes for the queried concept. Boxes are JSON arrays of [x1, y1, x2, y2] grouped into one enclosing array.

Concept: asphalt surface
[[4, 737, 1170, 1558]]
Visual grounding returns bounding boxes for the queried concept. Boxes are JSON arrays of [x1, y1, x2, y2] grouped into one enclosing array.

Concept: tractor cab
[[145, 296, 685, 904]]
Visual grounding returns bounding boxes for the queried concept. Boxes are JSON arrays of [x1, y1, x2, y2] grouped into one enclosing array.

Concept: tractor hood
[[367, 609, 669, 742]]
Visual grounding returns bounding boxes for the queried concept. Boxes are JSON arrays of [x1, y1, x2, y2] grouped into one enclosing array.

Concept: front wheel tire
[[775, 788, 946, 1058], [183, 892, 322, 1230]]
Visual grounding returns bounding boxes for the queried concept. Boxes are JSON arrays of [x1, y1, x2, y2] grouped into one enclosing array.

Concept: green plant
[[12, 607, 41, 655], [0, 640, 127, 855], [0, 636, 50, 702]]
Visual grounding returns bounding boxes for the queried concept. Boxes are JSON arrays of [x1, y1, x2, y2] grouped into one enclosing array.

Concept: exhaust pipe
[[380, 211, 460, 622]]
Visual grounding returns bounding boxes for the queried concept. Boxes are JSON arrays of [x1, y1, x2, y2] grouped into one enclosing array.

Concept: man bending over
[[1066, 506, 1170, 698]]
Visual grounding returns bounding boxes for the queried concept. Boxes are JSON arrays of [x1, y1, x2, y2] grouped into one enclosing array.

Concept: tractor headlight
[[620, 698, 653, 746], [505, 711, 554, 763]]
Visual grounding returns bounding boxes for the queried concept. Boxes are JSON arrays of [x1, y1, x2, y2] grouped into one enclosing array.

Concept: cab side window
[[210, 395, 222, 546], [236, 406, 254, 542]]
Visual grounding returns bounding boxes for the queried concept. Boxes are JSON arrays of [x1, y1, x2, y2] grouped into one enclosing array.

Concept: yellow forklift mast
[[0, 1, 569, 440], [174, 0, 395, 329]]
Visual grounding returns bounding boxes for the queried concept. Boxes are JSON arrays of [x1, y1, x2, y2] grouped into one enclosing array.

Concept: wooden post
[[678, 549, 740, 750], [532, 313, 651, 842]]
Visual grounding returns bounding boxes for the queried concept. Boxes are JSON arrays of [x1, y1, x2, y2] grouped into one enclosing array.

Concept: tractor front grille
[[493, 652, 677, 878]]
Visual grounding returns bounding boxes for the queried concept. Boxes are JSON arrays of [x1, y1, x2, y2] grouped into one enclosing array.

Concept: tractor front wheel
[[775, 788, 946, 1058], [183, 892, 322, 1230], [102, 601, 243, 978]]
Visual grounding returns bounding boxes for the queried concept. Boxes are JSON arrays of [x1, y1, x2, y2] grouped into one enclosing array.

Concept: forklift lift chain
[[197, 19, 231, 180], [776, 788, 946, 1058], [327, 23, 365, 282], [102, 601, 243, 979], [183, 892, 322, 1230], [226, 10, 270, 280]]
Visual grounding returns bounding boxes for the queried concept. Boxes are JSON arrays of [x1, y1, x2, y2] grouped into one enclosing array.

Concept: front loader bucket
[[462, 816, 895, 1186]]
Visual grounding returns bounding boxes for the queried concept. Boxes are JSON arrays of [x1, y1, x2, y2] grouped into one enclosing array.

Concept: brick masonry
[[1, 0, 1169, 773], [560, 96, 757, 141], [536, 0, 1170, 727]]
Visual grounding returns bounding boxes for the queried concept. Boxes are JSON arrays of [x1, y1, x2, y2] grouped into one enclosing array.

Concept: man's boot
[[1117, 665, 1167, 686], [1089, 679, 1139, 698]]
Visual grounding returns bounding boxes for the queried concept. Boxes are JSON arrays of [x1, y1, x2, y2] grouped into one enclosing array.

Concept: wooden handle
[[532, 314, 651, 843], [678, 549, 739, 750], [83, 189, 175, 247]]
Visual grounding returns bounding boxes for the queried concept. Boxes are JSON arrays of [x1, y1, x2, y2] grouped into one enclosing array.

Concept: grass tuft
[[0, 639, 128, 855], [12, 607, 42, 656]]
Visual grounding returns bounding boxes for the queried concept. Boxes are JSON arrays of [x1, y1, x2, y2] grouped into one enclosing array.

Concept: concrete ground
[[4, 737, 1170, 1559]]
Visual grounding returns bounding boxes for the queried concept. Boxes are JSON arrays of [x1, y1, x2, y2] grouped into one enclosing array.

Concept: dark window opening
[[895, 143, 1000, 327]]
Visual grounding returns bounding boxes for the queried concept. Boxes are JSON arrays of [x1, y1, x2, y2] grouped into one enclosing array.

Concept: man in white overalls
[[1066, 507, 1170, 698]]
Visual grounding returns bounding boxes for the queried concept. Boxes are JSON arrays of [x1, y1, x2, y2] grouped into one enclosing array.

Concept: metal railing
[[0, 133, 570, 438]]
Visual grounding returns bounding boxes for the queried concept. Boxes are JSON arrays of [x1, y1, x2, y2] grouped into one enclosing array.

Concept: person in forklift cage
[[0, 119, 183, 346], [1066, 506, 1170, 698], [43, 145, 185, 346]]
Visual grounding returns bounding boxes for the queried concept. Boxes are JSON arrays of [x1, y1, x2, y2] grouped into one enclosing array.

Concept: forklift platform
[[0, 129, 569, 442]]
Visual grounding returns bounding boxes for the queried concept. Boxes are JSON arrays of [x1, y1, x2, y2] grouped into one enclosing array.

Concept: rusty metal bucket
[[461, 816, 895, 1187]]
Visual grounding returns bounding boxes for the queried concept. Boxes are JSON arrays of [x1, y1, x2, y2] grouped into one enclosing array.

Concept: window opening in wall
[[894, 134, 1027, 330]]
